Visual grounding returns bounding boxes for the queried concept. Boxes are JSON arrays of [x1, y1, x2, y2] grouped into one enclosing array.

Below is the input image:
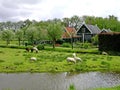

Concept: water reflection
[[0, 72, 120, 90]]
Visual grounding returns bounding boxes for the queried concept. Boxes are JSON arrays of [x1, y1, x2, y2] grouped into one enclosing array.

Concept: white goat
[[30, 57, 37, 61], [66, 57, 76, 64], [73, 53, 82, 62]]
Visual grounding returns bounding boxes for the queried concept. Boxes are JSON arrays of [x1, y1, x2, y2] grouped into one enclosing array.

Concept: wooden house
[[76, 22, 101, 42], [100, 28, 112, 33], [62, 27, 80, 42]]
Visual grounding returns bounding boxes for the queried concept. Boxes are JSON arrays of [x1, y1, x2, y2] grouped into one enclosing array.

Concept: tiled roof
[[62, 27, 80, 38], [86, 24, 101, 34], [65, 27, 76, 33], [101, 28, 112, 33], [78, 22, 101, 34]]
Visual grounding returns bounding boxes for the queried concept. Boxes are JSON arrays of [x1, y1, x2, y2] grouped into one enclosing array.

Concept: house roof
[[86, 24, 101, 34], [78, 22, 101, 34], [101, 28, 112, 33], [62, 27, 80, 38]]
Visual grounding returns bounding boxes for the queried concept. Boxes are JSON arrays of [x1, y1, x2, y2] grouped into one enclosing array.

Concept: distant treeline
[[0, 15, 120, 32]]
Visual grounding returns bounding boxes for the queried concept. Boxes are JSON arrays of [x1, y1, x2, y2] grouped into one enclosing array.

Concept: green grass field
[[0, 47, 120, 73]]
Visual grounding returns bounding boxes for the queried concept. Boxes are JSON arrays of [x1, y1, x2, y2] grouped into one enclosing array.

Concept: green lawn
[[0, 47, 120, 73]]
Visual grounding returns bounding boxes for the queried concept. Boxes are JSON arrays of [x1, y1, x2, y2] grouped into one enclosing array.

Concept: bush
[[91, 35, 98, 45], [61, 43, 71, 48], [81, 42, 92, 49], [68, 84, 76, 90], [98, 32, 120, 52], [37, 44, 45, 50]]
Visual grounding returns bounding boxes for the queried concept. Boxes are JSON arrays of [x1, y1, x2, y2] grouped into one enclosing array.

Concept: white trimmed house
[[76, 22, 101, 42], [62, 22, 112, 43]]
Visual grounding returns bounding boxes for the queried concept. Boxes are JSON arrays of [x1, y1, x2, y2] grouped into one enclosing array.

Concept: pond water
[[0, 72, 120, 90]]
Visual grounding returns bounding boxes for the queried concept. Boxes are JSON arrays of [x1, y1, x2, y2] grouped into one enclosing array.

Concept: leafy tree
[[63, 15, 82, 30], [63, 17, 72, 27], [84, 15, 120, 32], [1, 30, 15, 45], [47, 22, 63, 49], [36, 26, 48, 41], [70, 15, 83, 30], [26, 26, 38, 45], [20, 19, 32, 44], [15, 30, 24, 46]]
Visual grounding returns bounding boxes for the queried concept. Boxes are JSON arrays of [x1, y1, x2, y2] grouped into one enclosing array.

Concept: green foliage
[[26, 26, 38, 44], [95, 85, 120, 90], [80, 42, 92, 49], [91, 35, 98, 45], [15, 30, 24, 46], [47, 22, 64, 48], [1, 30, 15, 45], [37, 44, 45, 50], [84, 15, 120, 32], [68, 84, 76, 90], [61, 43, 71, 48]]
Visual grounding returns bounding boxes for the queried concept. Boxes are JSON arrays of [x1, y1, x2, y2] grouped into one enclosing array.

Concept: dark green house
[[77, 22, 101, 42]]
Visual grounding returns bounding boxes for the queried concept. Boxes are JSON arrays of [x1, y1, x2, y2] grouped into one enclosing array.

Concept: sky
[[0, 0, 120, 22]]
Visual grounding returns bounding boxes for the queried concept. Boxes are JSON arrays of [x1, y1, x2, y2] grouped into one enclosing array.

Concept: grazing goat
[[73, 53, 82, 61], [67, 57, 76, 64], [30, 57, 37, 61]]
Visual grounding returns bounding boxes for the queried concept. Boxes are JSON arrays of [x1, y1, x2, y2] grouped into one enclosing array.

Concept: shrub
[[68, 84, 76, 90], [81, 42, 91, 49], [98, 32, 120, 52], [61, 43, 71, 48], [37, 44, 45, 50], [91, 35, 98, 45]]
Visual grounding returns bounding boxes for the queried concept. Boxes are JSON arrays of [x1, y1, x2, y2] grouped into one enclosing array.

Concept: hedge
[[98, 32, 120, 52]]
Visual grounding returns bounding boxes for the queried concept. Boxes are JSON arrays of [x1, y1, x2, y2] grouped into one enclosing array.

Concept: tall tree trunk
[[18, 38, 21, 46], [52, 40, 55, 49], [6, 40, 10, 46]]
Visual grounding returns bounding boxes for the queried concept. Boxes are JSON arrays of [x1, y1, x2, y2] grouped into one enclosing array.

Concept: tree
[[15, 30, 24, 46], [47, 22, 63, 49], [70, 15, 82, 30], [62, 17, 71, 27], [26, 26, 38, 45], [20, 19, 32, 44], [1, 30, 14, 45], [36, 26, 48, 41], [63, 15, 82, 30]]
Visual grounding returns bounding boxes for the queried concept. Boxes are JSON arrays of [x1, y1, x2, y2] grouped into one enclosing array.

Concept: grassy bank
[[95, 85, 120, 90], [0, 47, 120, 73]]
